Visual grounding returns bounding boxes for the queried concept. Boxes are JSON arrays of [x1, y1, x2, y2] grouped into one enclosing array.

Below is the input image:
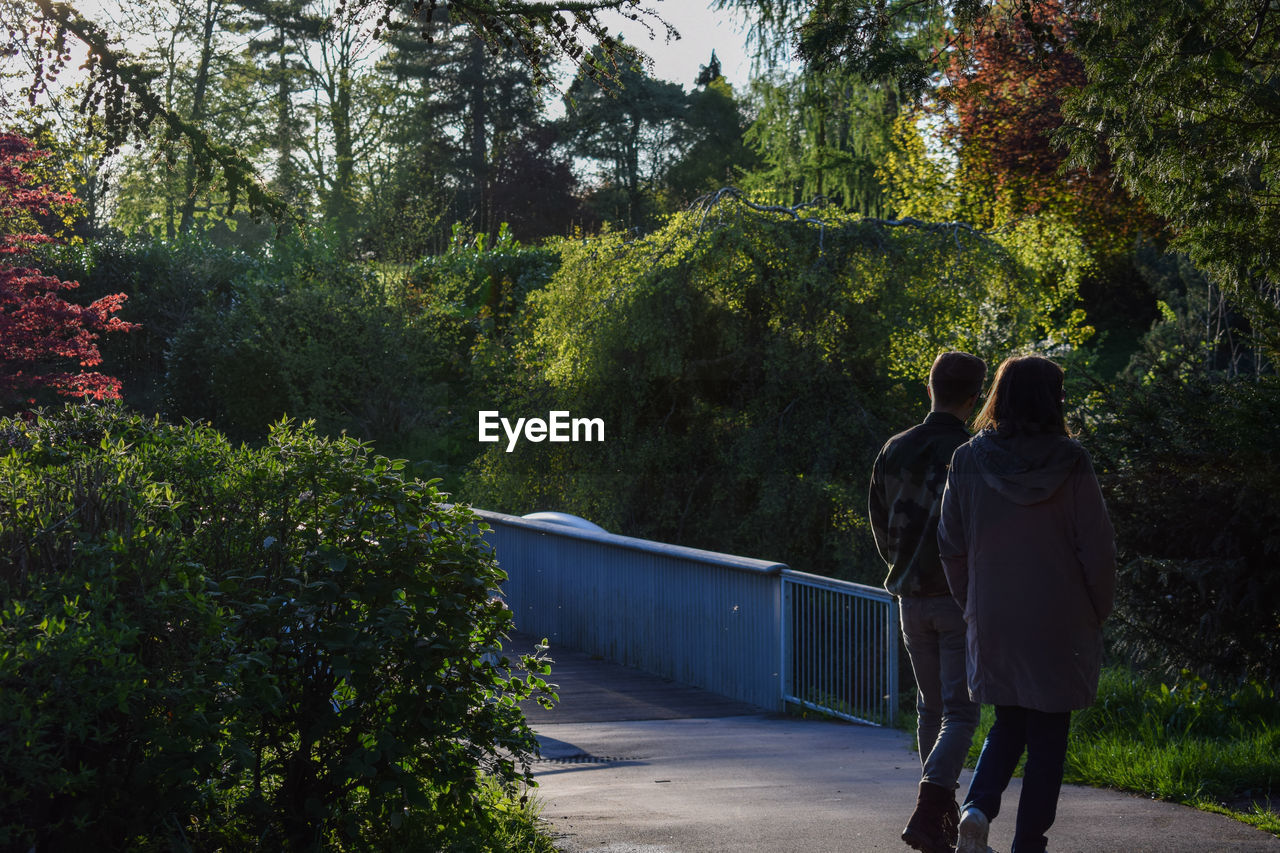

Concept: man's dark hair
[[973, 354, 1068, 437], [929, 351, 987, 408]]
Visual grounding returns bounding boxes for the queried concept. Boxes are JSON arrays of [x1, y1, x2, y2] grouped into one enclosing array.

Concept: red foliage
[[943, 5, 1161, 253], [0, 133, 134, 407]]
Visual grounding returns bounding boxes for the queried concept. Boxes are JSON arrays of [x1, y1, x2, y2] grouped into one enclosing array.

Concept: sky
[[609, 1, 759, 90]]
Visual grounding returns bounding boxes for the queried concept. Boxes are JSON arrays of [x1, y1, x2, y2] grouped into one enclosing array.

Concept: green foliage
[[399, 227, 562, 480], [662, 71, 761, 208], [879, 111, 1097, 301], [38, 235, 262, 414], [1062, 0, 1280, 365], [44, 230, 561, 486], [1085, 368, 1280, 687], [152, 235, 459, 469], [0, 403, 553, 850], [1079, 252, 1280, 686], [466, 192, 1087, 579], [742, 69, 902, 216], [1066, 669, 1280, 820], [560, 43, 690, 231], [407, 224, 561, 357]]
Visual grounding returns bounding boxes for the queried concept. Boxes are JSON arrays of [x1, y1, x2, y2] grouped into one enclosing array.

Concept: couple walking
[[868, 352, 1118, 853]]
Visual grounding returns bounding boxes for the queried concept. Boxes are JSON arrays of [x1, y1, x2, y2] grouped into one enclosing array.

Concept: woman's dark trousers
[[963, 704, 1071, 853]]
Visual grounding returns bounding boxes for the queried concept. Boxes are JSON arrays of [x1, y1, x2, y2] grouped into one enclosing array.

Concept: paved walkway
[[513, 635, 1280, 853]]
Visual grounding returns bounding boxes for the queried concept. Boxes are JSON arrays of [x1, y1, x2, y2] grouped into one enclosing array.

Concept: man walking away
[[869, 351, 987, 853]]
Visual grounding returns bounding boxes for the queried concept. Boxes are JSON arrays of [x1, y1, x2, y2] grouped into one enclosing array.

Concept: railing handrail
[[477, 508, 897, 724], [781, 568, 893, 601], [473, 508, 788, 577]]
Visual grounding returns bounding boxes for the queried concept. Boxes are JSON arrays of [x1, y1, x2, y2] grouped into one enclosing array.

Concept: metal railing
[[781, 569, 899, 726], [475, 509, 785, 711], [475, 509, 898, 725]]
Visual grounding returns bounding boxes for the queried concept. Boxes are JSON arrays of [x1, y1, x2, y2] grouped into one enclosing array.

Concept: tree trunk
[[179, 0, 220, 233]]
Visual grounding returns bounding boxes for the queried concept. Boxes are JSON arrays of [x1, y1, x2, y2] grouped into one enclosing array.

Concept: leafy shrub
[[44, 234, 481, 477], [466, 194, 1089, 580], [1086, 369, 1280, 687], [0, 404, 553, 851], [37, 234, 261, 414], [162, 235, 465, 469], [1079, 247, 1280, 686]]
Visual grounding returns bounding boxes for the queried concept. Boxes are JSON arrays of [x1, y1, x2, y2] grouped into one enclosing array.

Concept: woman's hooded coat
[[938, 430, 1117, 712]]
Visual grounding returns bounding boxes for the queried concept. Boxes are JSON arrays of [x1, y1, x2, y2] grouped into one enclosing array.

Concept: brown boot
[[901, 781, 956, 853], [943, 791, 960, 848]]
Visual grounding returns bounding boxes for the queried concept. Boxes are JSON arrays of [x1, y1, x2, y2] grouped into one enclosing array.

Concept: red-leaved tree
[[1, 133, 133, 408], [943, 5, 1162, 259]]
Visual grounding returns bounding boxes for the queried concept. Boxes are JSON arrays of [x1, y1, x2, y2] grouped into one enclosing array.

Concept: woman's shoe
[[955, 806, 990, 853]]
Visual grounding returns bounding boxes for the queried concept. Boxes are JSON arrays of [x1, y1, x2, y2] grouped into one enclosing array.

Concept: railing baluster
[[477, 509, 897, 727]]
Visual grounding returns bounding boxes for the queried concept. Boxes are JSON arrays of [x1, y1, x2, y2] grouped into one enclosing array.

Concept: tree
[[943, 5, 1157, 261], [742, 67, 900, 215], [1060, 0, 1280, 364], [97, 0, 263, 237], [0, 134, 132, 407], [232, 0, 324, 211], [367, 12, 572, 252], [18, 0, 673, 225], [661, 52, 761, 207], [722, 0, 1280, 364], [561, 42, 688, 230]]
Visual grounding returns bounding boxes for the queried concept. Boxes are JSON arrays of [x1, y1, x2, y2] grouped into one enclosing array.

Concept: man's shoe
[[943, 793, 960, 848], [901, 781, 955, 853], [955, 805, 990, 853]]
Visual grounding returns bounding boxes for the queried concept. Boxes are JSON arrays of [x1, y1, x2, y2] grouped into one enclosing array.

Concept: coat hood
[[969, 429, 1082, 506]]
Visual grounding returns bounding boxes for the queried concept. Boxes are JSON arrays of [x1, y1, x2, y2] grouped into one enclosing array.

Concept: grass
[[1065, 668, 1280, 836], [911, 667, 1280, 837]]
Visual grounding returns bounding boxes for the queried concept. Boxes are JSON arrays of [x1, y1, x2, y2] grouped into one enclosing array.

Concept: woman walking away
[[938, 355, 1116, 853]]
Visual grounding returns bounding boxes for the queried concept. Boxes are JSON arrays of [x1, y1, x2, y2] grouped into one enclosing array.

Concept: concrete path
[[513, 635, 1280, 853]]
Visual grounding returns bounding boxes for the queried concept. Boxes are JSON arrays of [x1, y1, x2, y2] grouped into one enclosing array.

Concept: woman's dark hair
[[972, 354, 1068, 437]]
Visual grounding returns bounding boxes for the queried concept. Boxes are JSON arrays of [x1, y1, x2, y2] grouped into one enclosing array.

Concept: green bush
[[163, 236, 465, 468], [43, 234, 484, 479], [466, 195, 1089, 580], [36, 235, 261, 415], [0, 404, 553, 851], [1080, 249, 1280, 687], [1086, 371, 1280, 687]]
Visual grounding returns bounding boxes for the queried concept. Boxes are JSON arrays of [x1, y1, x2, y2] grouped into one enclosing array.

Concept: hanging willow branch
[[692, 186, 987, 248]]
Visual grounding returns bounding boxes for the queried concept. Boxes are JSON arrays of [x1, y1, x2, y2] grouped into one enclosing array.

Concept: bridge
[[478, 508, 900, 727], [481, 510, 1280, 853]]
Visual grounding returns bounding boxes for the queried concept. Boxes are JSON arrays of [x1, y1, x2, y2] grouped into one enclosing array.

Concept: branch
[[692, 186, 986, 237], [30, 0, 294, 224]]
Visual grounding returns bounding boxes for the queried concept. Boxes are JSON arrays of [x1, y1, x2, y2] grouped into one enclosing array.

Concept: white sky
[[610, 1, 758, 90]]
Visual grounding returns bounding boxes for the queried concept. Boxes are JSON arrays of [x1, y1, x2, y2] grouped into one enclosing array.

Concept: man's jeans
[[899, 594, 980, 789], [964, 705, 1072, 853]]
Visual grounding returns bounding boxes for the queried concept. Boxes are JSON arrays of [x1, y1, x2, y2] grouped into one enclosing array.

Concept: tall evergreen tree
[[661, 52, 761, 206], [232, 0, 324, 211], [373, 10, 565, 252], [560, 42, 688, 231]]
